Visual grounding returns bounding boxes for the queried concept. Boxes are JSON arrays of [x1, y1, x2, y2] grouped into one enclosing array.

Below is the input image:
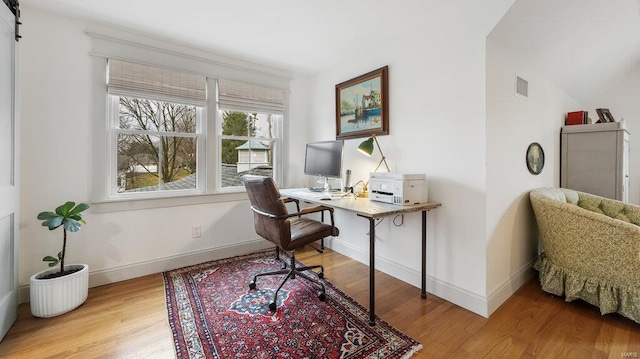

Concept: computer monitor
[[304, 140, 344, 190]]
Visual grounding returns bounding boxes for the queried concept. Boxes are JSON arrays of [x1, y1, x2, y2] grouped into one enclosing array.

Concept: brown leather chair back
[[242, 176, 292, 249]]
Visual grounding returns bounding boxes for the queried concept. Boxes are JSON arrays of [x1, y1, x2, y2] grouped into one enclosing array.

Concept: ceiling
[[20, 0, 417, 75], [20, 0, 640, 104], [489, 0, 640, 105]]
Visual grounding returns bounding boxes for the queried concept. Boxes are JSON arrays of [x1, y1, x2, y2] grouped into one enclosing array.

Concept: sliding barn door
[[0, 2, 19, 341]]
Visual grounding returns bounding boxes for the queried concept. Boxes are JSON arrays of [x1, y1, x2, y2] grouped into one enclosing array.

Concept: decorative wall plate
[[526, 142, 545, 175]]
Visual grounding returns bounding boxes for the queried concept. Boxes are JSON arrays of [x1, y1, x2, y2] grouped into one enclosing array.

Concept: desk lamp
[[357, 134, 390, 194]]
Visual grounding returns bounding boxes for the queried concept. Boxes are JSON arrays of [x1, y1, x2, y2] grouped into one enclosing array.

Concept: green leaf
[[55, 201, 75, 216], [42, 217, 63, 230], [64, 218, 82, 232], [37, 211, 58, 220], [69, 203, 89, 216], [42, 255, 60, 267]]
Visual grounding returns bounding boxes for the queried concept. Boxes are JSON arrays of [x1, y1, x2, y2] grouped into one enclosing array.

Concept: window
[[217, 79, 284, 189], [105, 60, 287, 199], [218, 111, 282, 188], [89, 33, 292, 210], [107, 60, 206, 198], [114, 96, 202, 194]]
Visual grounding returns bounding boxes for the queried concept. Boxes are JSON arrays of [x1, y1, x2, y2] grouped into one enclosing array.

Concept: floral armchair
[[530, 187, 640, 323]]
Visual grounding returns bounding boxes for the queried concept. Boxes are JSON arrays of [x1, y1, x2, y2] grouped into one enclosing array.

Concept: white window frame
[[88, 29, 291, 213], [106, 95, 206, 199]]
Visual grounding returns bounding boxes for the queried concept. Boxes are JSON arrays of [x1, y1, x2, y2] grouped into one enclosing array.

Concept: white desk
[[280, 188, 441, 326]]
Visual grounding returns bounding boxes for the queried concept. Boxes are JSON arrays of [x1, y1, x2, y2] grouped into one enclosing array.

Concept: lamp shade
[[357, 137, 374, 157]]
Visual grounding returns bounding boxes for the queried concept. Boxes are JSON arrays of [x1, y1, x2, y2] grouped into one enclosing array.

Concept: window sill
[[90, 191, 248, 213]]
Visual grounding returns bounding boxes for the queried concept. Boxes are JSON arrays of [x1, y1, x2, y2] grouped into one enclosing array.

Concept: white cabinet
[[561, 122, 630, 202]]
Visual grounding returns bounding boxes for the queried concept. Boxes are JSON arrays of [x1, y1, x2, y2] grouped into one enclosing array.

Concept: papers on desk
[[289, 190, 345, 200]]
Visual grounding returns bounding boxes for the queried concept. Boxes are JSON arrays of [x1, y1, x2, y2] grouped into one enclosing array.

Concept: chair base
[[249, 250, 326, 311]]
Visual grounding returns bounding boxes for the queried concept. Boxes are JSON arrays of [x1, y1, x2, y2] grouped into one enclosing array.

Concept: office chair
[[241, 175, 340, 311]]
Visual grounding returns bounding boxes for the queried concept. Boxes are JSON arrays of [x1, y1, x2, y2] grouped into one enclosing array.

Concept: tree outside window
[[116, 96, 199, 192]]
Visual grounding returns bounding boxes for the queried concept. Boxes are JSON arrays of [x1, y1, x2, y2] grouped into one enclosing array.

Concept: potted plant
[[30, 201, 90, 318]]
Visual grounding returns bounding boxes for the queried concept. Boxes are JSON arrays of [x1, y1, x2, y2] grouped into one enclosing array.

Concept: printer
[[368, 172, 428, 205]]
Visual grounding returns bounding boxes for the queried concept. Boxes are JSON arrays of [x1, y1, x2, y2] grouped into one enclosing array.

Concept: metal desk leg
[[320, 212, 325, 250], [421, 210, 427, 299], [368, 218, 376, 326]]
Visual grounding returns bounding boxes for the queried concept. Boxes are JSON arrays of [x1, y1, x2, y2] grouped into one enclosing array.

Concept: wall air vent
[[515, 75, 528, 99]]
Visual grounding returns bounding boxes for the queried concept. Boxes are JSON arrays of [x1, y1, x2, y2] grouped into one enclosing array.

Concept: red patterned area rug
[[163, 249, 423, 359]]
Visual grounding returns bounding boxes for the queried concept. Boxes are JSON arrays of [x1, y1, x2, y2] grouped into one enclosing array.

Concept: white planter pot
[[29, 264, 89, 318]]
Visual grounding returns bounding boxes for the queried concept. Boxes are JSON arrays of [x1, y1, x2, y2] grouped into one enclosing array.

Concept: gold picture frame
[[335, 66, 389, 139]]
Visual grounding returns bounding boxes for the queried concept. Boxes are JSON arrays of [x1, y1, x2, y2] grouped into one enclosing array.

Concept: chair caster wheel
[[318, 272, 324, 279], [269, 302, 277, 311], [249, 282, 256, 290], [318, 292, 326, 301]]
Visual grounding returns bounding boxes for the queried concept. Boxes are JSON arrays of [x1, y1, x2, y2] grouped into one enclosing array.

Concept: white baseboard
[[19, 237, 536, 318], [326, 238, 490, 317], [326, 238, 536, 318], [19, 239, 272, 304], [486, 258, 537, 316]]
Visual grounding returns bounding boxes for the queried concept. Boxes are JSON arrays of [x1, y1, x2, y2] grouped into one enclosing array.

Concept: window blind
[[218, 79, 284, 114], [108, 59, 206, 107]]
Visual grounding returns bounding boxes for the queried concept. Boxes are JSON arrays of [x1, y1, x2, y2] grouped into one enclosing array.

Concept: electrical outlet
[[192, 225, 202, 238]]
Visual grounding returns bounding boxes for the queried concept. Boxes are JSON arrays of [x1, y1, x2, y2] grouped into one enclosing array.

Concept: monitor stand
[[309, 176, 329, 192]]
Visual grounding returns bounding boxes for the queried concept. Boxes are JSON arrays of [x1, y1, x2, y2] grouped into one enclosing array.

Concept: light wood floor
[[1, 247, 639, 358]]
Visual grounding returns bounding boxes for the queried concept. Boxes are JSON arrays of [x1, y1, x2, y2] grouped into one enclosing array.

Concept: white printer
[[368, 172, 428, 205]]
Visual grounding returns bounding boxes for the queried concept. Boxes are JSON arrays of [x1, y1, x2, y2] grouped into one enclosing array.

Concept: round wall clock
[[526, 142, 544, 175]]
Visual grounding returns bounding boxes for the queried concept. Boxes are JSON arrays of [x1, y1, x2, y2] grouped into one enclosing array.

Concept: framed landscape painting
[[335, 66, 388, 139]]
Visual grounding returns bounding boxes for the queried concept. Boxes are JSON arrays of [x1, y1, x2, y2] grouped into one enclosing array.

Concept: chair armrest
[[296, 205, 337, 232], [250, 204, 338, 231], [251, 205, 333, 219], [281, 197, 300, 212], [281, 197, 299, 205], [298, 205, 334, 216]]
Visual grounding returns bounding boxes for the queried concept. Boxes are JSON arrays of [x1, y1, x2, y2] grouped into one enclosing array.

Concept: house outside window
[[236, 141, 270, 172], [217, 79, 284, 189], [218, 111, 281, 187]]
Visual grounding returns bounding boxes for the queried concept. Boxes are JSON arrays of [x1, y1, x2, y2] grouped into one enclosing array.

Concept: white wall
[[20, 9, 92, 283], [484, 0, 640, 315], [586, 62, 640, 205], [288, 1, 517, 316], [19, 2, 547, 318], [284, 76, 313, 187], [484, 39, 580, 312], [18, 9, 271, 293]]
